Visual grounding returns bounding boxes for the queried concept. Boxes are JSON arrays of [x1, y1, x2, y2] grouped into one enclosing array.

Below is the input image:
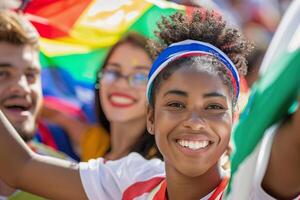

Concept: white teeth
[[110, 96, 134, 104], [177, 139, 209, 150]]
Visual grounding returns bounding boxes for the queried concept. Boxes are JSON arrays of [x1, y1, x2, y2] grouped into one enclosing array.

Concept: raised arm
[[262, 102, 300, 199], [0, 111, 88, 200]]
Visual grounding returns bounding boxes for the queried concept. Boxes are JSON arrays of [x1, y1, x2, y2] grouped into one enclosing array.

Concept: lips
[[2, 99, 33, 121], [108, 92, 137, 108]]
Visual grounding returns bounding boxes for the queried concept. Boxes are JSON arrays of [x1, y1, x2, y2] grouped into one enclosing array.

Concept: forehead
[[158, 67, 230, 97], [107, 42, 151, 70], [0, 42, 40, 69]]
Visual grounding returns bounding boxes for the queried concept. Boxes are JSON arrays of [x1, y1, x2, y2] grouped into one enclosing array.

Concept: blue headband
[[146, 40, 240, 103]]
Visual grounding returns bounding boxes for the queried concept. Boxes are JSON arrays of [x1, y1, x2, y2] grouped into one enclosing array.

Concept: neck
[[290, 106, 300, 132], [106, 117, 146, 160], [280, 108, 300, 135], [165, 163, 223, 200]]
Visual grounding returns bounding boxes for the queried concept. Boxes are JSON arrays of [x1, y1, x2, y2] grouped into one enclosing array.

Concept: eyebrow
[[0, 63, 40, 72], [203, 92, 227, 99], [0, 63, 13, 67], [106, 63, 121, 68], [134, 65, 149, 70], [106, 63, 149, 70], [163, 90, 227, 99], [164, 89, 187, 97]]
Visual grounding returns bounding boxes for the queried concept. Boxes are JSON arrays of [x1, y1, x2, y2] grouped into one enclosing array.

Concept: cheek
[[153, 110, 177, 143], [99, 85, 110, 114], [0, 81, 12, 96], [0, 86, 6, 97], [31, 83, 43, 107], [210, 114, 232, 145], [100, 83, 110, 103], [153, 114, 178, 162], [99, 80, 108, 95], [136, 88, 147, 105]]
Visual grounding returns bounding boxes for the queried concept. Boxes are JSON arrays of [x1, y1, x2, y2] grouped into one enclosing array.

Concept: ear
[[147, 105, 155, 135]]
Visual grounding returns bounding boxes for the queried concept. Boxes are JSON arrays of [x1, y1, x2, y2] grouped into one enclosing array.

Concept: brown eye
[[0, 71, 9, 80], [206, 104, 225, 110], [167, 102, 185, 109]]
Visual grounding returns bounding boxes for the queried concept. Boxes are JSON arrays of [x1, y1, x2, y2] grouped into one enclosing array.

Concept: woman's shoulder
[[80, 152, 164, 174], [79, 153, 165, 200]]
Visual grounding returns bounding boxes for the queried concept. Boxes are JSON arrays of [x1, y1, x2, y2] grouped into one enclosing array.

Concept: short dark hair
[[147, 9, 253, 107]]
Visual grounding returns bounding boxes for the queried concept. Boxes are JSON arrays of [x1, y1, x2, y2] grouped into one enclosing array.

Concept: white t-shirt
[[79, 153, 165, 200], [79, 153, 226, 200]]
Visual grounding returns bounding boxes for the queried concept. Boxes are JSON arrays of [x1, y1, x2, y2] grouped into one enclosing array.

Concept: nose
[[9, 75, 30, 96], [183, 112, 206, 131], [114, 75, 131, 88]]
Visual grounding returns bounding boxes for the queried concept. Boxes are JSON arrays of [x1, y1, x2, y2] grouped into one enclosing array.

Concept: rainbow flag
[[226, 0, 300, 198], [22, 0, 192, 158], [24, 0, 187, 120]]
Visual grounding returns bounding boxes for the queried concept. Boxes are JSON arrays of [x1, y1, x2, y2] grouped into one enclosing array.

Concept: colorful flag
[[22, 0, 191, 158], [24, 0, 186, 121], [226, 0, 300, 198]]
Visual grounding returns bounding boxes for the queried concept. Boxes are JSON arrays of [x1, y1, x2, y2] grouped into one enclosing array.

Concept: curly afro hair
[[148, 9, 253, 76], [147, 9, 253, 107]]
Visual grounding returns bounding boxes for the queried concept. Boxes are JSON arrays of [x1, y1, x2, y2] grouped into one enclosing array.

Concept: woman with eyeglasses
[[89, 32, 161, 161], [42, 32, 161, 161]]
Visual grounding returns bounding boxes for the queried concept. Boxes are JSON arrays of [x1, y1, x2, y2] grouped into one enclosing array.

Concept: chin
[[16, 123, 36, 142], [179, 166, 209, 178], [112, 116, 140, 123], [106, 113, 128, 122], [108, 111, 145, 123], [174, 159, 216, 177], [20, 132, 35, 142]]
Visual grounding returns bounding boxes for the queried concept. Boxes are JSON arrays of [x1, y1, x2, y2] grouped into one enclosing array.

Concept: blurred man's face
[[0, 42, 42, 141]]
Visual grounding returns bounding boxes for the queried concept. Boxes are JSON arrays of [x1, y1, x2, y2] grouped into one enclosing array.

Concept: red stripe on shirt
[[153, 179, 167, 200], [208, 177, 229, 200], [122, 177, 165, 200]]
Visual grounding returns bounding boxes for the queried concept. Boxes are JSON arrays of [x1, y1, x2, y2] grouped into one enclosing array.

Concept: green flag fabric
[[226, 0, 300, 198]]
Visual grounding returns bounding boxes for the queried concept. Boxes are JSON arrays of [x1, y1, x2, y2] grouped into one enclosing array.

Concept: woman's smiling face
[[147, 66, 234, 177], [100, 42, 151, 123]]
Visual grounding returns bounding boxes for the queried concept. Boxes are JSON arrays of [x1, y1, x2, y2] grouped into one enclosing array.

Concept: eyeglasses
[[99, 69, 148, 88]]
